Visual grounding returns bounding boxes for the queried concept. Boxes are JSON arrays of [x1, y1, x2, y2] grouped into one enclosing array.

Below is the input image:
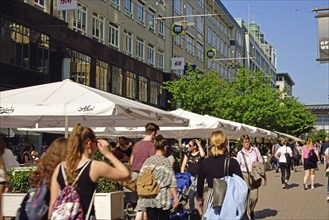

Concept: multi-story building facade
[[235, 19, 277, 87], [276, 72, 295, 98], [0, 0, 275, 110], [306, 104, 329, 133]]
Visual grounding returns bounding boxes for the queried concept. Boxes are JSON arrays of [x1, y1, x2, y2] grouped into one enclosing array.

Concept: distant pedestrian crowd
[[1, 125, 329, 220]]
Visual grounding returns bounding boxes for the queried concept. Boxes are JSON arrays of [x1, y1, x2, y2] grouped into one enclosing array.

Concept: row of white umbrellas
[[0, 79, 277, 139]]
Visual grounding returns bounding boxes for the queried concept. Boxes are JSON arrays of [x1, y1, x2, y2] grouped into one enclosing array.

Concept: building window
[[138, 75, 148, 102], [69, 50, 91, 86], [196, 17, 203, 34], [111, 0, 120, 9], [147, 44, 155, 65], [0, 19, 50, 73], [136, 37, 144, 61], [157, 50, 164, 69], [174, 0, 182, 15], [174, 35, 182, 47], [126, 71, 137, 99], [96, 60, 110, 92], [197, 42, 203, 61], [124, 30, 133, 56], [58, 10, 67, 22], [34, 0, 45, 11], [158, 15, 165, 38], [73, 3, 87, 35], [92, 11, 104, 43], [111, 65, 123, 95], [148, 9, 155, 32], [150, 80, 160, 105], [109, 22, 119, 49], [197, 0, 204, 9], [124, 0, 133, 17], [137, 1, 145, 25], [186, 34, 194, 55], [186, 4, 194, 22]]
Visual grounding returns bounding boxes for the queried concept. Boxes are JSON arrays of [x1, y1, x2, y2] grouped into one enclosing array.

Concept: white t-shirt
[[2, 148, 20, 170], [325, 147, 329, 156], [276, 146, 292, 163]]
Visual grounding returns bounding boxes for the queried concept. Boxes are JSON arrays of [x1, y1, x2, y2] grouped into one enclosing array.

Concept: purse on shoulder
[[212, 157, 230, 209]]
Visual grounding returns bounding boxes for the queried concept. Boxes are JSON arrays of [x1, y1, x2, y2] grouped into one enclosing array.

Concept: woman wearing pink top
[[302, 138, 320, 190]]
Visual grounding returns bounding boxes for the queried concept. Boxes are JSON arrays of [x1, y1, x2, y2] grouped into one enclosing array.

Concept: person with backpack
[[15, 137, 68, 220], [129, 122, 159, 220], [302, 138, 320, 190], [136, 135, 178, 220], [49, 123, 130, 220]]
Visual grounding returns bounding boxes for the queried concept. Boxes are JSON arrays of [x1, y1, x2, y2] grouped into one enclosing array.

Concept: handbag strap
[[241, 152, 250, 175], [224, 157, 230, 177]]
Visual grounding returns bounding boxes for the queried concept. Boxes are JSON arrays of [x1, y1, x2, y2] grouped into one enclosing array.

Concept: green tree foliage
[[163, 68, 315, 136]]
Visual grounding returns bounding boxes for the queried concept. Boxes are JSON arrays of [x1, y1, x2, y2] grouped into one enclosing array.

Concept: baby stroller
[[170, 172, 193, 220]]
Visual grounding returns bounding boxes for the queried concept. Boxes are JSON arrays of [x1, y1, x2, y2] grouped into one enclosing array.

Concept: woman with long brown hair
[[302, 137, 320, 190], [49, 123, 129, 219], [19, 137, 68, 220]]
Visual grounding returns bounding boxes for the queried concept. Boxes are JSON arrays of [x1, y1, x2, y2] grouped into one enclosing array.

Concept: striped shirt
[[236, 146, 263, 172], [137, 155, 177, 210]]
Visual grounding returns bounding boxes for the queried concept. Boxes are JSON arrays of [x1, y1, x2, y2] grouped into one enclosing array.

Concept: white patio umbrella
[[111, 109, 240, 145], [0, 79, 189, 137]]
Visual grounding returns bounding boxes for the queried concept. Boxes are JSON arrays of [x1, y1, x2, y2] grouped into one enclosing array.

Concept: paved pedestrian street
[[255, 165, 329, 219]]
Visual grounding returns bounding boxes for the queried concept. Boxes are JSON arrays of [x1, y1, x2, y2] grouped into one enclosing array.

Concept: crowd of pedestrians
[[1, 124, 329, 220]]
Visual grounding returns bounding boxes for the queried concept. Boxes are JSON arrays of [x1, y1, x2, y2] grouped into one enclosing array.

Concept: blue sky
[[221, 0, 329, 105]]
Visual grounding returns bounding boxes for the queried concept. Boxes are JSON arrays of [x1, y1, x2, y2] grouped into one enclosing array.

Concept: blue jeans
[[273, 158, 279, 170], [188, 176, 198, 211]]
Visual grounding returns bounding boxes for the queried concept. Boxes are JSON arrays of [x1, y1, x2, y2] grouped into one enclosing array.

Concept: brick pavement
[[254, 165, 329, 219]]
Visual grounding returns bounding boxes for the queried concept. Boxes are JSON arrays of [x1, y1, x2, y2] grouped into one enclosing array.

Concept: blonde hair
[[210, 131, 227, 157], [65, 123, 96, 184], [306, 137, 313, 147]]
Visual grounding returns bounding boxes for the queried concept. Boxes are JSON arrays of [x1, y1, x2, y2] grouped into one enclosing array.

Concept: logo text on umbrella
[[0, 106, 14, 114]]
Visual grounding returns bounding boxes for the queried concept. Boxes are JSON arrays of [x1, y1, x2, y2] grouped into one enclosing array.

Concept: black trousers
[[146, 208, 170, 220], [279, 162, 291, 184]]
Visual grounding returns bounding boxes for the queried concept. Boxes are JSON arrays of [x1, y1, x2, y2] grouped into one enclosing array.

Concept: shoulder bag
[[212, 157, 229, 208], [242, 152, 262, 189]]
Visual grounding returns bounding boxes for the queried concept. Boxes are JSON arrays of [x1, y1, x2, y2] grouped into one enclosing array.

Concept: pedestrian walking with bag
[[274, 138, 293, 189], [49, 123, 129, 220], [197, 131, 247, 219], [301, 137, 320, 190], [236, 134, 265, 220], [136, 135, 178, 220]]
